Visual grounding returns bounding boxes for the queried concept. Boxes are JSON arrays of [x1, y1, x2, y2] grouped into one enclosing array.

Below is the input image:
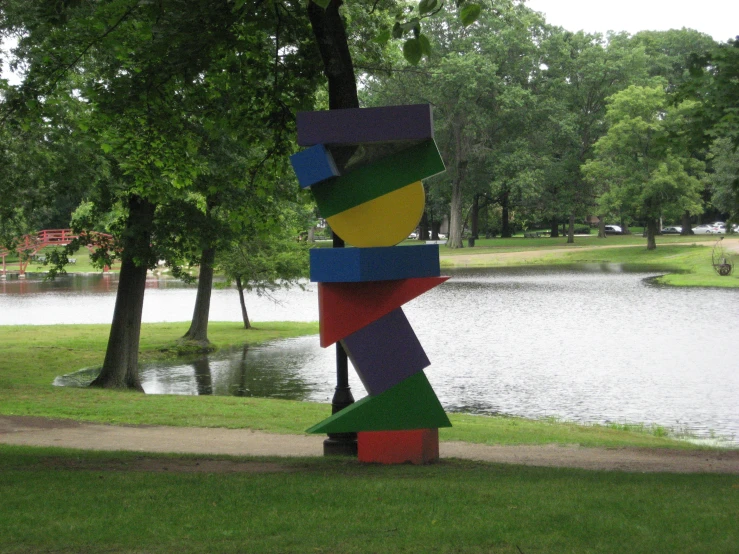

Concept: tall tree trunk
[[90, 195, 154, 390], [501, 188, 511, 238], [307, 226, 316, 242], [567, 213, 575, 244], [598, 218, 606, 238], [308, 0, 358, 169], [448, 177, 464, 248], [646, 218, 658, 250], [550, 217, 559, 238], [447, 121, 466, 249], [182, 246, 216, 345], [681, 211, 693, 235], [236, 276, 251, 329]]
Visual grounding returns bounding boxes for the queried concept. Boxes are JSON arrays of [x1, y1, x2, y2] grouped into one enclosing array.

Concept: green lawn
[[437, 235, 739, 288], [1, 445, 737, 554]]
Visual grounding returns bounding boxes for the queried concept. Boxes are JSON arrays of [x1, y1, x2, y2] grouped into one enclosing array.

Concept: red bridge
[[1, 229, 114, 276]]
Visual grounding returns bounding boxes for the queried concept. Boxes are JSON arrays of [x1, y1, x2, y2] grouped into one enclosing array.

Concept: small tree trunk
[[550, 217, 559, 238], [182, 246, 216, 345], [501, 189, 511, 238], [90, 195, 154, 391], [236, 276, 251, 329], [431, 221, 441, 240], [307, 227, 316, 242], [470, 194, 480, 239], [419, 211, 429, 241], [598, 218, 606, 238], [646, 219, 658, 250], [681, 211, 693, 235], [567, 213, 575, 244]]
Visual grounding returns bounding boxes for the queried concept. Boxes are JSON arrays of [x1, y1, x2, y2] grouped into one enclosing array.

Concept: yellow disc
[[326, 181, 425, 247]]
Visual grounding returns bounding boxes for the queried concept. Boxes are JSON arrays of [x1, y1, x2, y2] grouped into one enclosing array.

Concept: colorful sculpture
[[290, 104, 451, 464]]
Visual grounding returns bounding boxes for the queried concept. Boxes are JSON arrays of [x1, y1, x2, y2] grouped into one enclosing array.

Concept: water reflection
[[139, 343, 318, 400]]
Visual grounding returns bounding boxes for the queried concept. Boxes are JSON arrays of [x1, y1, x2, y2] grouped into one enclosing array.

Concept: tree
[[539, 31, 649, 242], [583, 85, 705, 249], [219, 204, 311, 329], [3, 0, 320, 389]]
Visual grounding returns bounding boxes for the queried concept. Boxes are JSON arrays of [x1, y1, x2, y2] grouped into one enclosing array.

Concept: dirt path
[[441, 237, 739, 266], [2, 416, 737, 474]]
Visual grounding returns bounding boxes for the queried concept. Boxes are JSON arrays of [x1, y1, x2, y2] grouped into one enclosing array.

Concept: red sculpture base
[[357, 428, 439, 465]]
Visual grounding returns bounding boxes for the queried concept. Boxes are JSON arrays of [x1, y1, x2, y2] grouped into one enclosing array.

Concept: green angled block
[[306, 372, 451, 434], [311, 140, 445, 220]]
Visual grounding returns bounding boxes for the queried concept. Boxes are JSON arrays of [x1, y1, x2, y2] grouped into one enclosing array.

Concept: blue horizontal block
[[289, 144, 339, 189], [297, 104, 434, 147], [310, 245, 440, 283], [342, 307, 429, 396]]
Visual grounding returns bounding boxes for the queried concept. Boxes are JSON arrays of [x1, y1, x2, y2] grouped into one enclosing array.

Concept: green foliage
[[218, 202, 312, 296], [583, 85, 705, 228]]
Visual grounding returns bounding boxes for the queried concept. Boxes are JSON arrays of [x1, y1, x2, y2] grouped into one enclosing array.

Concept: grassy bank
[[2, 445, 737, 554], [439, 235, 739, 288], [0, 323, 710, 449]]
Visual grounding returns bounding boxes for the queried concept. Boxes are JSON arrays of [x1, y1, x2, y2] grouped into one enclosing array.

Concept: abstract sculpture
[[290, 104, 451, 464]]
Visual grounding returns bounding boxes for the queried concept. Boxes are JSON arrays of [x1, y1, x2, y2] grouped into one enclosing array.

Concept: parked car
[[693, 224, 714, 234], [604, 225, 623, 234], [712, 224, 726, 234], [661, 226, 682, 234]]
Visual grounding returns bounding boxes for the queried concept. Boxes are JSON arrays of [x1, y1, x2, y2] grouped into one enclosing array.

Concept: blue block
[[342, 307, 429, 396], [290, 144, 339, 189], [309, 245, 440, 283]]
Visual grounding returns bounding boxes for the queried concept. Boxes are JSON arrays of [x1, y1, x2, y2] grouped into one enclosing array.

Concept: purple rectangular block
[[297, 104, 434, 147], [341, 307, 429, 396]]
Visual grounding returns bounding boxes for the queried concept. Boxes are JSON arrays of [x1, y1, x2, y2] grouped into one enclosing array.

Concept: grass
[[0, 322, 716, 449], [1, 445, 738, 554], [438, 234, 739, 288]]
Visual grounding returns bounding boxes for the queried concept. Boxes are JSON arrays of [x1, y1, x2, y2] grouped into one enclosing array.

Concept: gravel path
[[2, 416, 738, 474]]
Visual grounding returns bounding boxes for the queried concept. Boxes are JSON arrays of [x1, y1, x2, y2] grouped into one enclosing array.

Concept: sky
[[525, 0, 738, 42]]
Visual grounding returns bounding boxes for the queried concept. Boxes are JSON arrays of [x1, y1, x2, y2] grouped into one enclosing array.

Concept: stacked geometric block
[[290, 104, 451, 464]]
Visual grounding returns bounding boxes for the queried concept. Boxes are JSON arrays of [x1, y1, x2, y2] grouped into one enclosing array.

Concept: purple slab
[[297, 104, 434, 147], [289, 144, 339, 189], [341, 307, 429, 396]]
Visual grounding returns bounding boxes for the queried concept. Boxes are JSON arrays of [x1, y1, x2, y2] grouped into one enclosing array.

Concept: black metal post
[[323, 232, 358, 456]]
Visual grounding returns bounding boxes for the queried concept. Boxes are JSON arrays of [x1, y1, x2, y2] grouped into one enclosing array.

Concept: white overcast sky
[[525, 0, 738, 42]]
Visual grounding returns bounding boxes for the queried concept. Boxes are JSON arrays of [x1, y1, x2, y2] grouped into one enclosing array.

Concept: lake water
[[2, 267, 738, 444]]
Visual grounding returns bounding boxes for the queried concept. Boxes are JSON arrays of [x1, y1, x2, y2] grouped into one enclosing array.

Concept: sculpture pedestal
[[358, 429, 438, 465]]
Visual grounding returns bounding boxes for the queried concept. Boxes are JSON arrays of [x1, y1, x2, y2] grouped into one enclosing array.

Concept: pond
[[3, 266, 738, 444]]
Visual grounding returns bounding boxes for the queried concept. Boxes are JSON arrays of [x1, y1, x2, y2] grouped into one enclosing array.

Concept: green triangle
[[306, 372, 451, 434]]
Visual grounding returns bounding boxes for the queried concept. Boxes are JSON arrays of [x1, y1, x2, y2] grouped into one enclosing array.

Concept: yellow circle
[[326, 182, 425, 247]]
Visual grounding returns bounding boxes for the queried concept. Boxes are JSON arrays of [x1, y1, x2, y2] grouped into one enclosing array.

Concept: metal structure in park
[[711, 237, 734, 276], [290, 104, 450, 464]]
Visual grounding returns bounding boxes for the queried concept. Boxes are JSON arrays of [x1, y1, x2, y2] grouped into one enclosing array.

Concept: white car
[[604, 225, 622, 234], [693, 224, 714, 234], [712, 224, 726, 234]]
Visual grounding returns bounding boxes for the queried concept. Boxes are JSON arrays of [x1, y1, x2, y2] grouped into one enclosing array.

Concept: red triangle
[[318, 277, 448, 347]]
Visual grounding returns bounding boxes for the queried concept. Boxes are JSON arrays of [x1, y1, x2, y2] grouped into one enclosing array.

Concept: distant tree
[[219, 205, 311, 329], [583, 85, 705, 249]]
